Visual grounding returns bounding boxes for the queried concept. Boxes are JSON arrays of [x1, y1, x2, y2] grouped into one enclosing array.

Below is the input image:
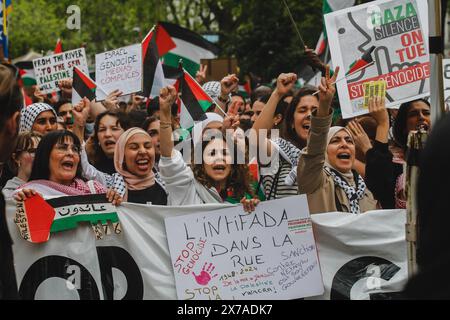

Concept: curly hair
[[191, 136, 254, 200], [91, 110, 130, 165]]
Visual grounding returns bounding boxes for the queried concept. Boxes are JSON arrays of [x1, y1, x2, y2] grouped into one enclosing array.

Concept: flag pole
[[281, 0, 308, 56]]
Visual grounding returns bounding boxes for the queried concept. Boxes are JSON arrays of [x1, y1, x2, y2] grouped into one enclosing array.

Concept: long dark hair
[[282, 87, 318, 149], [0, 64, 23, 127], [393, 99, 430, 150], [191, 136, 253, 200], [91, 110, 130, 165], [29, 130, 83, 181]]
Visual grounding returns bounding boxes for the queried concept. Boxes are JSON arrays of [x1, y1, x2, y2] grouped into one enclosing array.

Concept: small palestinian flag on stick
[[142, 25, 176, 98], [72, 66, 97, 104], [176, 66, 213, 130], [346, 46, 376, 76], [54, 38, 63, 54]]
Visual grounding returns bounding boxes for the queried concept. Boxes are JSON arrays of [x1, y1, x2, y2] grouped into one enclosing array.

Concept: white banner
[[325, 0, 429, 118], [95, 44, 142, 101], [165, 196, 323, 300], [5, 198, 408, 300], [32, 48, 89, 94]]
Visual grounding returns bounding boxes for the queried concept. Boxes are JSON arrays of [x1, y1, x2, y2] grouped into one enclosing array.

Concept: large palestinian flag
[[176, 67, 213, 130], [72, 66, 97, 104], [15, 194, 119, 243], [158, 21, 219, 77], [142, 25, 176, 98]]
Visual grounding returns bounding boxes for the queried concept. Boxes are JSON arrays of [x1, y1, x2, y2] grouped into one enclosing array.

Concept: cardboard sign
[[95, 44, 142, 101], [165, 196, 324, 300], [325, 0, 429, 118], [32, 48, 89, 94], [363, 80, 387, 108]]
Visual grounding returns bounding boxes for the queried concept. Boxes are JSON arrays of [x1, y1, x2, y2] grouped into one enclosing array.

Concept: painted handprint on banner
[[193, 262, 218, 286]]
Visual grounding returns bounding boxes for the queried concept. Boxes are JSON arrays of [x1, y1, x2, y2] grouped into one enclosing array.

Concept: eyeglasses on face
[[54, 143, 81, 154]]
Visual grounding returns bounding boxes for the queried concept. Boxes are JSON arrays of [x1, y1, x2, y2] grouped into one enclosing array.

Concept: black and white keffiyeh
[[19, 103, 57, 133], [271, 138, 302, 186], [326, 167, 366, 214]]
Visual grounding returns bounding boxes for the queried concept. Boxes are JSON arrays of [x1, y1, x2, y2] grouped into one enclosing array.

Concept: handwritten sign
[[95, 44, 142, 101], [165, 196, 324, 300], [442, 59, 450, 109], [325, 0, 429, 118], [33, 48, 89, 94]]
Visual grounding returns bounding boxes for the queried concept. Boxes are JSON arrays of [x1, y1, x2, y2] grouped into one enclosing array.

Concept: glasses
[[54, 143, 81, 154]]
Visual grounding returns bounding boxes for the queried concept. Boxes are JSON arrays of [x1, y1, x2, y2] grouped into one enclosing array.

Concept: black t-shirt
[[94, 158, 116, 175], [127, 183, 167, 205], [0, 193, 18, 299]]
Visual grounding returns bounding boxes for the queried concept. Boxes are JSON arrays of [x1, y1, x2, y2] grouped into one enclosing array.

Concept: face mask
[[85, 122, 95, 137]]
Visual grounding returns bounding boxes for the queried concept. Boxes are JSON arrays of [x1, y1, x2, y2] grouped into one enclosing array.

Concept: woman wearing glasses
[[13, 130, 122, 205], [2, 132, 41, 198], [19, 102, 58, 135]]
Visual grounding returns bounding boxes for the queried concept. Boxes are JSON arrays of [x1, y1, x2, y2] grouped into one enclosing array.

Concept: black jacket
[[365, 141, 403, 209]]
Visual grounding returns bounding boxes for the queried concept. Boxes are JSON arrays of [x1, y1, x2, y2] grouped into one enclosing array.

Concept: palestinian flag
[[238, 80, 252, 98], [158, 21, 219, 77], [72, 66, 97, 104], [142, 25, 176, 98], [15, 194, 119, 244], [54, 38, 63, 54], [177, 68, 213, 129], [346, 45, 376, 76], [15, 61, 36, 86]]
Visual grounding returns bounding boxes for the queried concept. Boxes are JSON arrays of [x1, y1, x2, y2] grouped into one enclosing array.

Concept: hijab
[[114, 128, 155, 191]]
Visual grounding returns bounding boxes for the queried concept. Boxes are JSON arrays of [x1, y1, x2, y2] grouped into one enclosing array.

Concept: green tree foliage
[[9, 0, 164, 59], [9, 0, 323, 81]]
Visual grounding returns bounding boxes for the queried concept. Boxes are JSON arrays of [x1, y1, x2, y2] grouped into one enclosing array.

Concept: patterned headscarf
[[19, 103, 57, 133]]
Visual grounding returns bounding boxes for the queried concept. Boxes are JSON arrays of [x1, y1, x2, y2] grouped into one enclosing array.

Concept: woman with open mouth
[[252, 74, 318, 201], [158, 86, 259, 213], [112, 128, 167, 205], [297, 66, 377, 214], [13, 131, 122, 206], [365, 98, 431, 209], [86, 110, 130, 175]]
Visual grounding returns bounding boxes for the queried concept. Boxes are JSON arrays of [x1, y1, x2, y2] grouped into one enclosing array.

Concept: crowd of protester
[[0, 40, 446, 298]]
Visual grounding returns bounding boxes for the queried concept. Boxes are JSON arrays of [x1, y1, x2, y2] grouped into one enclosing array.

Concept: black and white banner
[[5, 198, 408, 300]]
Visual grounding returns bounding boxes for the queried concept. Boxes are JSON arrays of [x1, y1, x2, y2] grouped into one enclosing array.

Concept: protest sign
[[95, 44, 143, 101], [442, 59, 450, 109], [32, 48, 89, 94], [165, 196, 324, 300], [325, 0, 429, 118], [5, 197, 408, 300]]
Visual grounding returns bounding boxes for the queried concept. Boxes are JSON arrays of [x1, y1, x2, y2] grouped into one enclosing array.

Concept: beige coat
[[297, 111, 378, 214]]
